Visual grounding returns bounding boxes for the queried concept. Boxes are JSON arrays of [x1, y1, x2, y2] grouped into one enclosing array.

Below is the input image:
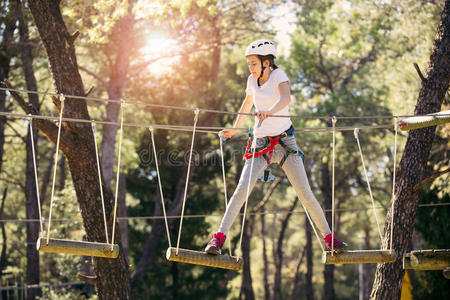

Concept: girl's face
[[246, 55, 269, 78]]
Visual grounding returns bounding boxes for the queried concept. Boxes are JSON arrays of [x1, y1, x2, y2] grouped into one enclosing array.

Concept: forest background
[[0, 0, 448, 299]]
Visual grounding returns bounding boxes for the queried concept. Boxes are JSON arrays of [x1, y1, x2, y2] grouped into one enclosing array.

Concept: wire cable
[[3, 86, 448, 120]]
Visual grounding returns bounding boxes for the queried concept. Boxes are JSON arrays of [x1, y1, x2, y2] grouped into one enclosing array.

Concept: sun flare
[[141, 33, 179, 74]]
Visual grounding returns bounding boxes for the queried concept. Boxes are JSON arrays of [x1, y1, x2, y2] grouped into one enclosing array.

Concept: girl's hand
[[253, 111, 271, 122], [220, 128, 238, 138]]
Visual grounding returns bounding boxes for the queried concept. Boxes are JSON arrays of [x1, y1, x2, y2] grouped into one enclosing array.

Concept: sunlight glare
[[141, 33, 179, 75]]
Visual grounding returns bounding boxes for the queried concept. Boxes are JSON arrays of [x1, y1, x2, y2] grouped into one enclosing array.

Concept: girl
[[205, 39, 348, 255]]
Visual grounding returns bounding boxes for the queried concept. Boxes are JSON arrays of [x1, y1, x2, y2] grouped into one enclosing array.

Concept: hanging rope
[[389, 119, 399, 251], [45, 95, 65, 244], [91, 122, 109, 244], [302, 202, 325, 252], [219, 135, 232, 256], [176, 109, 200, 255], [28, 117, 44, 236], [354, 128, 383, 244], [111, 101, 125, 250], [331, 116, 336, 254], [149, 127, 172, 248], [236, 126, 257, 261]]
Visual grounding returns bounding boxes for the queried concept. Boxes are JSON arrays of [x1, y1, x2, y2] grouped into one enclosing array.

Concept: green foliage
[[1, 0, 446, 299], [413, 189, 450, 299]]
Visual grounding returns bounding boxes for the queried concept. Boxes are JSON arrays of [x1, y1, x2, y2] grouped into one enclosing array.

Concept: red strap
[[243, 137, 280, 160]]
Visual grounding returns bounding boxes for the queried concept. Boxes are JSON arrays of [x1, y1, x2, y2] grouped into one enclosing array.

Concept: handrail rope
[[3, 86, 445, 120], [0, 111, 401, 133], [45, 95, 65, 244], [389, 119, 399, 252], [91, 122, 109, 244], [2, 202, 449, 223], [331, 116, 336, 255], [354, 128, 383, 245], [149, 127, 172, 248], [28, 117, 44, 235], [175, 109, 200, 255], [219, 135, 232, 256], [236, 127, 257, 262], [111, 101, 125, 249]]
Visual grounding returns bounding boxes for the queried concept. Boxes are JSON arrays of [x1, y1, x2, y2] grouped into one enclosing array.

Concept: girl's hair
[[258, 54, 278, 70]]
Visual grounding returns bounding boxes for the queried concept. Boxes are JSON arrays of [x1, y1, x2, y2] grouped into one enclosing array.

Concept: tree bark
[[370, 2, 450, 299], [25, 2, 131, 298]]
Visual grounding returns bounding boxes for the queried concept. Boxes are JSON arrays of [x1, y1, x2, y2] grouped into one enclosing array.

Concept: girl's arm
[[221, 94, 253, 138], [254, 81, 290, 121]]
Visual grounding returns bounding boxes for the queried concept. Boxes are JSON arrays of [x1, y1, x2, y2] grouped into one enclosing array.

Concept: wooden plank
[[408, 249, 450, 270], [398, 110, 450, 131], [37, 238, 119, 258], [166, 247, 242, 271], [322, 250, 396, 264]]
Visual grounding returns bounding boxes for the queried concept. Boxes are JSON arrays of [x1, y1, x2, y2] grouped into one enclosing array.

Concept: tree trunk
[[305, 213, 315, 300], [239, 214, 255, 300], [289, 245, 306, 300], [26, 2, 130, 298], [58, 156, 66, 191], [19, 2, 42, 298], [0, 188, 7, 275], [370, 2, 450, 299], [273, 197, 299, 300], [0, 0, 18, 288], [320, 161, 335, 300], [0, 0, 17, 176], [260, 210, 271, 300], [118, 172, 129, 261], [100, 1, 135, 189]]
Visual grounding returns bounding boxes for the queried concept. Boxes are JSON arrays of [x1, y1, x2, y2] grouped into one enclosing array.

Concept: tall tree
[[370, 1, 449, 298], [5, 2, 131, 298], [0, 0, 19, 278]]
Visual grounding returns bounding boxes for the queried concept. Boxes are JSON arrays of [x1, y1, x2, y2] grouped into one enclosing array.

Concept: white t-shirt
[[245, 68, 292, 138]]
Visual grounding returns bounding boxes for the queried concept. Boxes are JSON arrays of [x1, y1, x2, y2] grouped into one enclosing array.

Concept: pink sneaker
[[205, 232, 226, 255], [324, 233, 348, 253]]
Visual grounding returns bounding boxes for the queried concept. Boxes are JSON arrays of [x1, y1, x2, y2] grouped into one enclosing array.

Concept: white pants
[[218, 135, 331, 236]]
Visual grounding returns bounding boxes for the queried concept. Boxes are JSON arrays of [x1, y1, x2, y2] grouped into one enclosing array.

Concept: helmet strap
[[258, 60, 265, 87]]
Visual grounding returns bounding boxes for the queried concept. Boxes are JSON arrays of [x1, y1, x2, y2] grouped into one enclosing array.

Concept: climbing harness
[[242, 125, 303, 182]]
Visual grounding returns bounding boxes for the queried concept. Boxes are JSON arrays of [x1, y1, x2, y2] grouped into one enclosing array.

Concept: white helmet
[[245, 39, 277, 58]]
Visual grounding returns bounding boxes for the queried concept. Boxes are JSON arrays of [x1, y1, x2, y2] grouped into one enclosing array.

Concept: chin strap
[[257, 60, 266, 86]]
